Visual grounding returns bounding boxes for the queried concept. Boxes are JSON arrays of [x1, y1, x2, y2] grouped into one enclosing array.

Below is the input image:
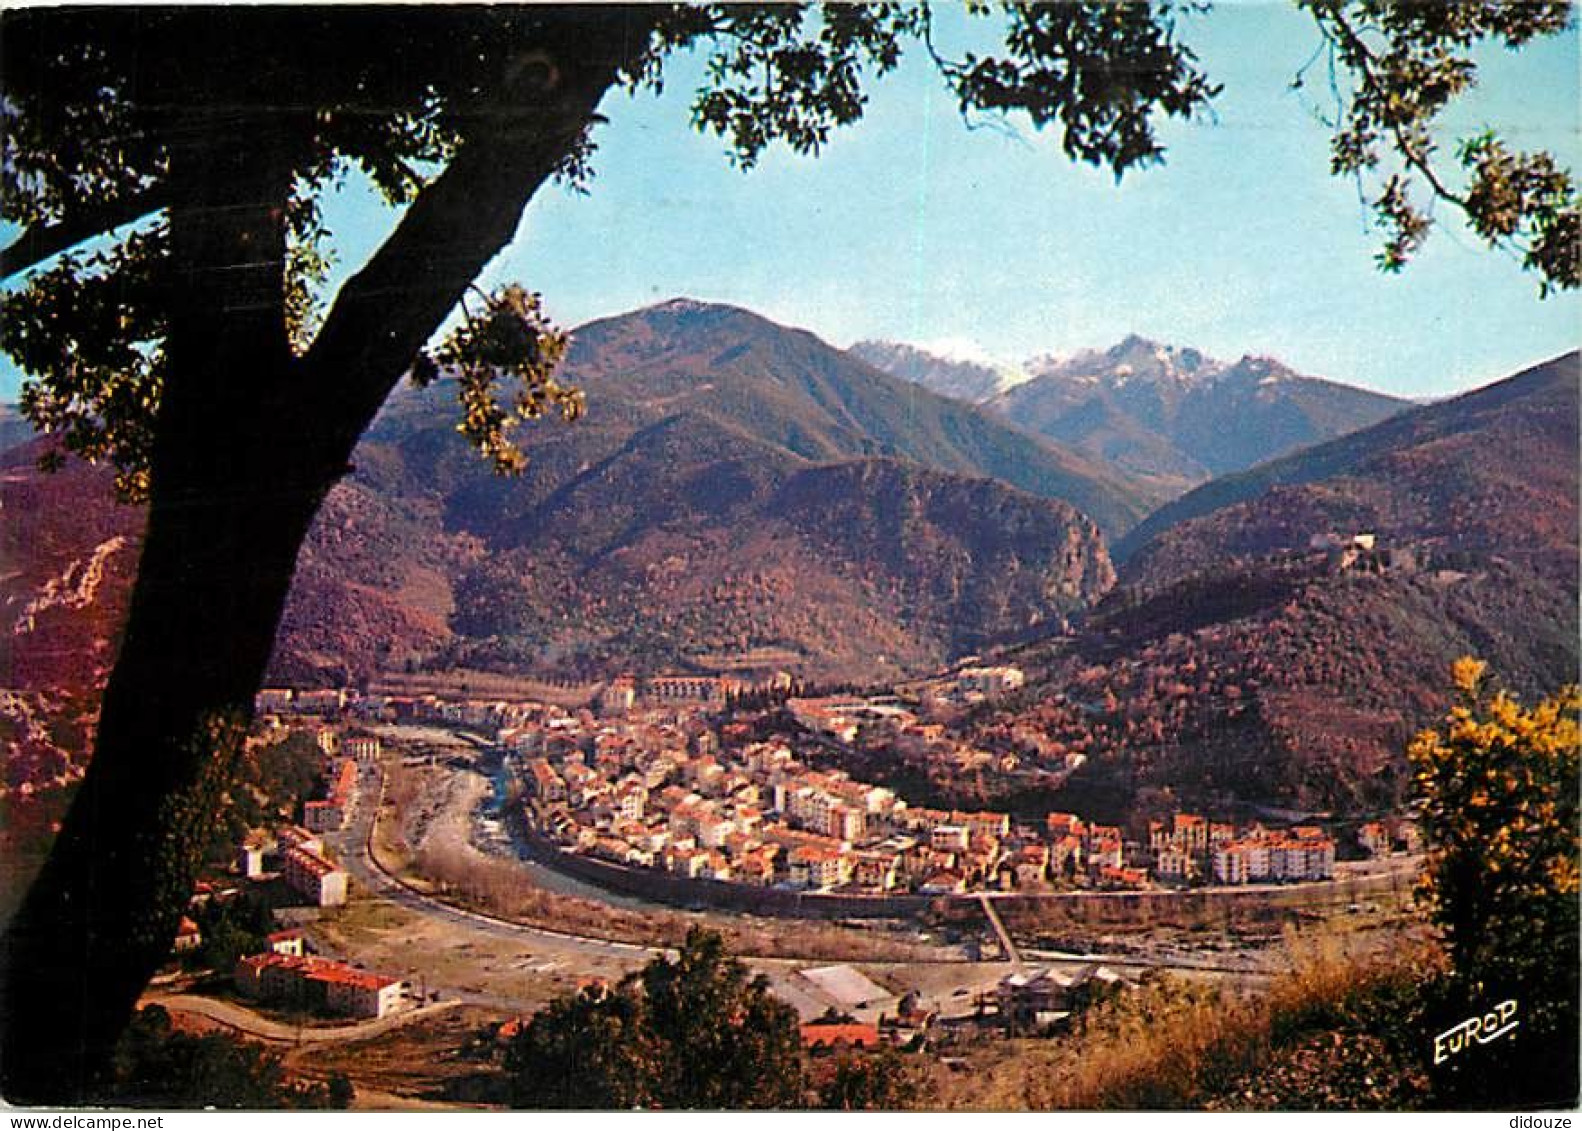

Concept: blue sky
[[4, 4, 1578, 402]]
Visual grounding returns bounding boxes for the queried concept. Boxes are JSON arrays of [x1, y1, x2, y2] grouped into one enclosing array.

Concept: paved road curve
[[146, 992, 461, 1045]]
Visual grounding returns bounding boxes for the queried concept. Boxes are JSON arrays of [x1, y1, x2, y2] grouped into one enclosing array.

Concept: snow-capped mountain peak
[[847, 339, 1031, 403]]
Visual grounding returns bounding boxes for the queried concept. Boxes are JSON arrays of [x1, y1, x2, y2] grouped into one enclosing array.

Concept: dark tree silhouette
[[507, 927, 804, 1109]]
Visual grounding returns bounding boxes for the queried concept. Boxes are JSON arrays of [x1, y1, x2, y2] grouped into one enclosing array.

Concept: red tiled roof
[[239, 951, 398, 991], [800, 1022, 879, 1049], [285, 845, 344, 878], [305, 965, 398, 992]]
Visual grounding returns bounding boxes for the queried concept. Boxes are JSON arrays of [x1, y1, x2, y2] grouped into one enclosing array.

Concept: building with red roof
[[267, 928, 306, 957], [283, 845, 349, 906], [234, 952, 404, 1019], [172, 917, 203, 954]]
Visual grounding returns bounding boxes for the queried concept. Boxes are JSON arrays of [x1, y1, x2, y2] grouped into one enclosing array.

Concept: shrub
[[1408, 659, 1580, 1108]]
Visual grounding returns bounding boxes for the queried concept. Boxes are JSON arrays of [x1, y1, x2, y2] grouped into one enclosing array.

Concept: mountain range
[[856, 334, 1410, 498], [957, 352, 1579, 820], [558, 301, 1153, 535], [1117, 351, 1580, 569], [847, 339, 1030, 405], [0, 404, 34, 453], [27, 301, 1127, 695]]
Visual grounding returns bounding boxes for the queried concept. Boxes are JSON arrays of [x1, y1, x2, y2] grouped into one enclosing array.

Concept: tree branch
[[301, 10, 660, 459], [1315, 2, 1468, 208], [0, 186, 166, 278]]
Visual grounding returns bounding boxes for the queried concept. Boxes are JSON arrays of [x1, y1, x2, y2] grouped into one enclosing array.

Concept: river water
[[375, 721, 661, 912], [479, 747, 657, 912]]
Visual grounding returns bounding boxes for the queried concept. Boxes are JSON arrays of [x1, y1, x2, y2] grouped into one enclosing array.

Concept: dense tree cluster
[[809, 1046, 926, 1111], [506, 928, 805, 1109], [187, 892, 275, 979], [956, 550, 1574, 821], [1301, 0, 1577, 288]]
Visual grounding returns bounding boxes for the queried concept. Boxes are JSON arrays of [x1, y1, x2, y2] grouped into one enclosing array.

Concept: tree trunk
[[0, 102, 327, 1103], [0, 457, 330, 1102], [0, 10, 656, 1100]]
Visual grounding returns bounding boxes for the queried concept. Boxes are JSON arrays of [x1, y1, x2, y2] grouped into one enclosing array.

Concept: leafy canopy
[[1299, 0, 1578, 289], [2, 3, 1574, 502], [1410, 657, 1580, 988]]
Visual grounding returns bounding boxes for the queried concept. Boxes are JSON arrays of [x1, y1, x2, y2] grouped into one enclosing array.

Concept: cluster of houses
[[174, 869, 405, 1021], [796, 961, 1136, 1050], [171, 883, 408, 1020], [256, 674, 1070, 794], [256, 687, 352, 716], [1356, 817, 1422, 857], [987, 963, 1129, 1032], [300, 727, 381, 835], [517, 709, 1034, 895], [304, 756, 359, 833], [168, 904, 414, 1025], [165, 715, 407, 1021], [908, 661, 1030, 716], [792, 686, 1084, 791], [238, 824, 350, 907], [256, 672, 794, 727], [952, 665, 1027, 699], [340, 731, 383, 763], [1147, 811, 1337, 885], [515, 703, 1341, 895], [1211, 826, 1336, 885], [639, 671, 788, 706], [257, 684, 1354, 897], [225, 722, 370, 904], [1042, 812, 1149, 889]]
